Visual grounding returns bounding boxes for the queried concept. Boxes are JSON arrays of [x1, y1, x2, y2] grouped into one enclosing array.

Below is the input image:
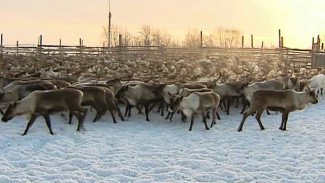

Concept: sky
[[1, 0, 325, 48]]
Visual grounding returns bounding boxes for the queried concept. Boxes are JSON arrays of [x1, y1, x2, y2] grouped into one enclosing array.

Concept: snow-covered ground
[[0, 100, 325, 183]]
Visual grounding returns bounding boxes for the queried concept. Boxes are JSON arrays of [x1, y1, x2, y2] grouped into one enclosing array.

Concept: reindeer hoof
[[237, 128, 242, 132]]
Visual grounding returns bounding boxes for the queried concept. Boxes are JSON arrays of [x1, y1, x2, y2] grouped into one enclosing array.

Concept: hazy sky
[[1, 0, 325, 48]]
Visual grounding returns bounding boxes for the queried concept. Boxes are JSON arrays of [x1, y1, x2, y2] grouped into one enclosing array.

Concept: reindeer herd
[[0, 54, 323, 135]]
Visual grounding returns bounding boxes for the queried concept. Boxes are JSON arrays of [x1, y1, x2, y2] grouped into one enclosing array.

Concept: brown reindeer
[[238, 89, 318, 132]]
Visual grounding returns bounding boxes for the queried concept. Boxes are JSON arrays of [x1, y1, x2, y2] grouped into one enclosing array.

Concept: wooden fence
[[1, 35, 325, 69]]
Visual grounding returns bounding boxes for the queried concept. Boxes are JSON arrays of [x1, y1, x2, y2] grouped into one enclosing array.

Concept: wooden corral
[[1, 34, 325, 83]]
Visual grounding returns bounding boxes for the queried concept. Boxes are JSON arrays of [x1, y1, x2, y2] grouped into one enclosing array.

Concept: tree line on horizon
[[101, 25, 242, 48]]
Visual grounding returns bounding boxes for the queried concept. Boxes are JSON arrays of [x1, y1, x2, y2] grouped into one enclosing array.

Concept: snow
[[1, 100, 325, 182]]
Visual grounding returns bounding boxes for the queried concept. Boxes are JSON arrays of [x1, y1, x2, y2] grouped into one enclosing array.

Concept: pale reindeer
[[169, 92, 220, 131], [1, 88, 88, 135]]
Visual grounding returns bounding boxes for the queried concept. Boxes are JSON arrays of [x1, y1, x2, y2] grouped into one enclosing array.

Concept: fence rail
[[1, 43, 325, 69]]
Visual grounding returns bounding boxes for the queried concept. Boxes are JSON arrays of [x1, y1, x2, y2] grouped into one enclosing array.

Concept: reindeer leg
[[235, 97, 239, 108], [137, 105, 144, 114], [255, 109, 265, 131], [109, 110, 117, 123], [165, 111, 171, 120], [155, 102, 161, 113], [128, 105, 133, 117], [238, 111, 252, 132], [181, 111, 187, 122], [92, 105, 102, 122], [206, 111, 210, 120], [202, 112, 209, 130], [116, 106, 124, 121], [226, 98, 230, 115], [240, 100, 247, 114], [169, 112, 175, 122], [22, 114, 38, 136], [160, 102, 164, 116], [68, 112, 73, 124], [216, 111, 221, 120], [223, 100, 227, 112], [280, 111, 289, 131], [43, 114, 54, 135], [210, 108, 217, 128], [189, 114, 195, 131], [74, 108, 88, 132], [144, 104, 150, 121], [124, 103, 129, 117], [320, 88, 323, 95]]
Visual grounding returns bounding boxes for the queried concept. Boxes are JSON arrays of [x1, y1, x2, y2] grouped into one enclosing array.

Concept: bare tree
[[102, 25, 134, 46], [212, 26, 242, 48], [139, 25, 153, 46], [183, 29, 200, 47]]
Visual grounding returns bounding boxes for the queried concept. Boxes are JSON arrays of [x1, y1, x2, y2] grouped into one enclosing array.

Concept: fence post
[[322, 43, 324, 50], [311, 37, 316, 68], [16, 41, 19, 55], [0, 33, 3, 60], [119, 34, 122, 51], [278, 29, 281, 48], [261, 41, 263, 49], [59, 39, 64, 61], [102, 42, 105, 56], [241, 36, 244, 48], [38, 35, 42, 61], [251, 34, 254, 48], [281, 37, 284, 48], [200, 31, 203, 48], [79, 38, 83, 57], [317, 35, 320, 51]]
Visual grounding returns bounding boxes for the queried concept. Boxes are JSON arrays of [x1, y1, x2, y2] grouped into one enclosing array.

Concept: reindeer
[[1, 88, 88, 135], [116, 82, 165, 121], [166, 87, 218, 122], [302, 74, 325, 98], [212, 81, 242, 115], [68, 86, 108, 123], [238, 80, 285, 114], [0, 83, 57, 102], [2, 79, 52, 92], [46, 79, 71, 89], [169, 92, 220, 131], [237, 89, 318, 132]]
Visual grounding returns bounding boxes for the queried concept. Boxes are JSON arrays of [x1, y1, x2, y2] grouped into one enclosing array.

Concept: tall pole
[[278, 29, 281, 48], [200, 31, 203, 48], [108, 0, 112, 48], [0, 33, 3, 60]]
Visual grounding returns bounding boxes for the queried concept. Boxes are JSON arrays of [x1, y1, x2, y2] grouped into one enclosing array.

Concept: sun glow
[[1, 0, 325, 48]]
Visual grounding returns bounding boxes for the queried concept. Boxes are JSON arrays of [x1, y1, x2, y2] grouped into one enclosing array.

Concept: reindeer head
[[169, 95, 183, 112], [115, 85, 128, 100], [2, 102, 18, 122]]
